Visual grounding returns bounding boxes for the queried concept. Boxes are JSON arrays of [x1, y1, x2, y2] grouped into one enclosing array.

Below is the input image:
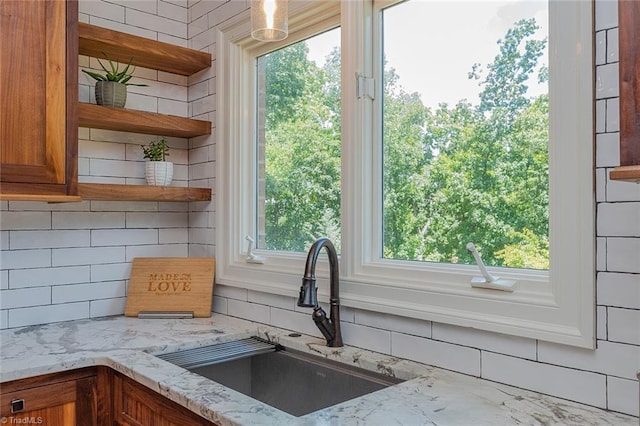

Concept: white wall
[[0, 0, 637, 418]]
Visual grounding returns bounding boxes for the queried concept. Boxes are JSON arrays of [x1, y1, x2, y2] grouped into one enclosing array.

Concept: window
[[256, 29, 342, 253], [217, 0, 594, 348]]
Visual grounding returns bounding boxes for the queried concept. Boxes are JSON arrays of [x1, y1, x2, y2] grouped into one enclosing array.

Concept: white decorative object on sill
[[145, 161, 173, 186], [245, 235, 266, 264]]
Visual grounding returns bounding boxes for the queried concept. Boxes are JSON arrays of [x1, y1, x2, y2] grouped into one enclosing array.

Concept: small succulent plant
[[141, 138, 170, 162], [82, 52, 148, 86]]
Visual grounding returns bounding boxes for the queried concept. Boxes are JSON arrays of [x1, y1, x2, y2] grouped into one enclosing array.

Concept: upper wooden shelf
[[78, 183, 211, 202], [78, 23, 211, 76], [79, 103, 211, 138], [610, 165, 640, 182]]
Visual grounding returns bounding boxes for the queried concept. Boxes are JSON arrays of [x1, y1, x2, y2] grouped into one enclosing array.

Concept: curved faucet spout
[[297, 237, 343, 347]]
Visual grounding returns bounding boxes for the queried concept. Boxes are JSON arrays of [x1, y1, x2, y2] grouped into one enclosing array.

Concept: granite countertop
[[0, 314, 635, 425]]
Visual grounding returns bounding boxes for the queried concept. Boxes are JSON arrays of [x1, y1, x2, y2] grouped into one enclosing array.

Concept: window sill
[[610, 165, 640, 182]]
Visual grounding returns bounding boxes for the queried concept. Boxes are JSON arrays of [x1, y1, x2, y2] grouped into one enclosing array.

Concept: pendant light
[[251, 0, 288, 42]]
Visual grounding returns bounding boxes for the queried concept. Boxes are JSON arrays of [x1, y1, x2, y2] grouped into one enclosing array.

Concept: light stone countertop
[[0, 314, 636, 426]]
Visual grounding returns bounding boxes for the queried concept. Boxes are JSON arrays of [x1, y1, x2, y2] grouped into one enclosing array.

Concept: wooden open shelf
[[78, 183, 211, 202], [79, 23, 211, 76], [79, 103, 211, 138], [610, 165, 640, 182]]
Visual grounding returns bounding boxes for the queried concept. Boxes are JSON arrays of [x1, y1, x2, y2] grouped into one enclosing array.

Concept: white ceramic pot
[[145, 161, 173, 186]]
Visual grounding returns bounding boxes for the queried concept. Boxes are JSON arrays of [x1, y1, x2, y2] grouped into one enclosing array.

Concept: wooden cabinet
[[0, 369, 98, 426], [111, 370, 218, 426], [611, 0, 640, 182], [0, 0, 80, 201], [1, 367, 218, 426]]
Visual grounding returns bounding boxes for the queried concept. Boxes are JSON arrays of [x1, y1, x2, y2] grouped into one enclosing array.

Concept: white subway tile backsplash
[[597, 237, 607, 271], [0, 310, 7, 329], [354, 310, 431, 339], [90, 297, 127, 317], [595, 0, 618, 31], [341, 322, 391, 354], [227, 299, 270, 323], [607, 238, 640, 273], [91, 229, 158, 246], [607, 308, 640, 345], [270, 307, 323, 338], [124, 244, 188, 261], [606, 28, 618, 63], [89, 201, 158, 212], [8, 201, 89, 212], [595, 30, 606, 65], [482, 352, 607, 408], [432, 322, 536, 360], [0, 271, 7, 290], [597, 203, 640, 236], [595, 63, 619, 99], [91, 263, 131, 282], [596, 169, 606, 202], [53, 247, 125, 267], [52, 281, 126, 304], [596, 306, 607, 340], [10, 266, 90, 289], [606, 98, 620, 132], [538, 340, 640, 381], [8, 302, 90, 328], [188, 227, 214, 245], [607, 376, 640, 417], [89, 158, 144, 178], [126, 8, 187, 38], [126, 212, 188, 228], [10, 230, 90, 250], [597, 272, 640, 309], [158, 0, 188, 23], [53, 212, 126, 229], [158, 98, 188, 117], [0, 212, 51, 230], [392, 332, 481, 377], [248, 290, 296, 311], [595, 133, 620, 167], [79, 139, 126, 160], [0, 231, 7, 250], [606, 175, 640, 202], [595, 99, 606, 133], [159, 228, 189, 244], [212, 295, 228, 315], [0, 287, 51, 310], [79, 0, 125, 22], [1, 249, 51, 270]]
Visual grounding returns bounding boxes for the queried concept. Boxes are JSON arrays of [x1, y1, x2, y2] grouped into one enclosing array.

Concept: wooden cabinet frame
[[611, 0, 640, 181]]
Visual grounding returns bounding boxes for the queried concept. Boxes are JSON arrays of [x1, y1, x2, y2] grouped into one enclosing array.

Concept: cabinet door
[[112, 372, 218, 426], [0, 0, 78, 197], [0, 376, 96, 426]]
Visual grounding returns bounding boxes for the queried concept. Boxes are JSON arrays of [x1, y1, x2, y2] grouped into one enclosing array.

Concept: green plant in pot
[[141, 138, 173, 186], [82, 53, 147, 108]]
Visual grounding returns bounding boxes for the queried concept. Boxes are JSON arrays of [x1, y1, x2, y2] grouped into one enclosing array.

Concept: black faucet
[[297, 237, 343, 347]]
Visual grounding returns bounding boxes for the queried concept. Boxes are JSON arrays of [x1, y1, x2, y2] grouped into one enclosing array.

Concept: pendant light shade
[[251, 0, 288, 42]]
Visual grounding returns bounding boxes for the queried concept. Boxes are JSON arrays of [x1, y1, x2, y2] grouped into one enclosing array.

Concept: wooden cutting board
[[125, 257, 215, 318]]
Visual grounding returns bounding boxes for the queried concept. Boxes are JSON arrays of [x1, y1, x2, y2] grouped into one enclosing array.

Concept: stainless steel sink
[[156, 337, 403, 416]]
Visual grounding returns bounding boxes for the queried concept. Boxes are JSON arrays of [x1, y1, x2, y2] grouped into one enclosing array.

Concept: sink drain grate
[[157, 337, 277, 370]]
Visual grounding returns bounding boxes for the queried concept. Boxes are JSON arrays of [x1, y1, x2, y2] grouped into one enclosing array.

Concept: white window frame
[[216, 0, 594, 348]]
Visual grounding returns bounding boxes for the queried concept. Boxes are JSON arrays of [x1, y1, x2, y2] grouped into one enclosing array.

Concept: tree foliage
[[262, 20, 549, 269]]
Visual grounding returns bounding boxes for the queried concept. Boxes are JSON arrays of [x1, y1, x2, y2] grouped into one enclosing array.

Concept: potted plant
[[141, 138, 173, 186], [82, 53, 147, 108]]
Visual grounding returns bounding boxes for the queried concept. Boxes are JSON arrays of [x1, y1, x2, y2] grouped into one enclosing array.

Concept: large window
[[256, 29, 342, 252], [217, 0, 594, 348], [381, 1, 549, 269]]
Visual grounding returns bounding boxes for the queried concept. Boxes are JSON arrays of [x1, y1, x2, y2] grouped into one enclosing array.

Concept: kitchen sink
[[156, 337, 403, 416]]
